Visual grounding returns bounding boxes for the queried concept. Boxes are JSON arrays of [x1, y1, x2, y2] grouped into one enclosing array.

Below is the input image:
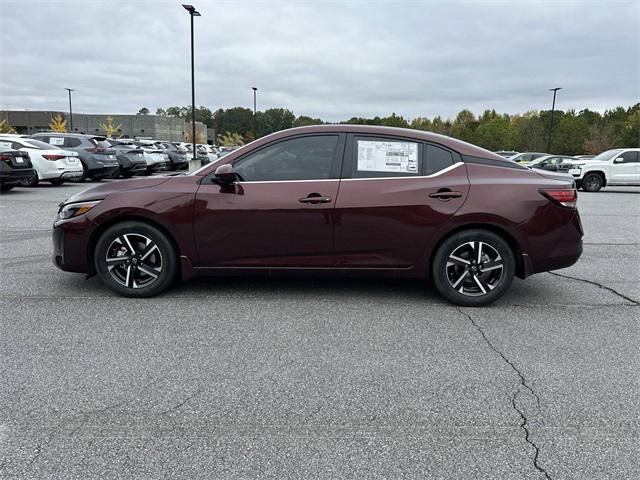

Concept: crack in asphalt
[[27, 378, 164, 466], [458, 308, 552, 480], [549, 272, 639, 305]]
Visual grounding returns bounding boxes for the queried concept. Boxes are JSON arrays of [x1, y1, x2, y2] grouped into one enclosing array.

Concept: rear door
[[333, 135, 469, 268]]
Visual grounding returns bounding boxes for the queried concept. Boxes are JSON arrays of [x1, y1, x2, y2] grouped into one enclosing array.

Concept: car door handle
[[429, 190, 462, 199], [299, 195, 332, 204]]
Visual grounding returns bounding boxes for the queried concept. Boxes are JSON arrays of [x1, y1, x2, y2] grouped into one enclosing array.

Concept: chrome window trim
[[235, 162, 464, 184]]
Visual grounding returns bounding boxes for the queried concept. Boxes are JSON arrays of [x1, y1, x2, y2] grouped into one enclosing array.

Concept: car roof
[[253, 125, 507, 160]]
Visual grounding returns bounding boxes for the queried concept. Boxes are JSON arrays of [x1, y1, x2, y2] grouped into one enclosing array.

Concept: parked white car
[[133, 141, 170, 174], [568, 148, 640, 191], [0, 135, 83, 185]]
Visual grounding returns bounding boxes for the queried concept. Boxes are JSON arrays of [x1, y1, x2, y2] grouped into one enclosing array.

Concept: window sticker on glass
[[49, 137, 65, 146], [357, 140, 418, 173]]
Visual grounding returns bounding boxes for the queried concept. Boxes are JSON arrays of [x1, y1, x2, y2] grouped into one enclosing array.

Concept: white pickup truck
[[567, 148, 640, 192]]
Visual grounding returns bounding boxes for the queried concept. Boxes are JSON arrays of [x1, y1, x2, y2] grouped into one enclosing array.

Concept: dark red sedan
[[52, 125, 582, 306]]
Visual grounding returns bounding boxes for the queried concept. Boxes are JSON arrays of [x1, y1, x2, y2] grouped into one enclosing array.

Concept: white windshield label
[[357, 140, 418, 173], [49, 137, 65, 146]]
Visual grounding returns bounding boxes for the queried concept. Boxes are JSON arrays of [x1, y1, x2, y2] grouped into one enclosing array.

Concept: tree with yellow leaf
[[0, 118, 16, 134], [48, 114, 67, 133], [99, 116, 123, 138], [216, 132, 244, 147]]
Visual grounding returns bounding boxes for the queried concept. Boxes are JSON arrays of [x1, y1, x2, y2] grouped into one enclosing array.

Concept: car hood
[[63, 176, 173, 204]]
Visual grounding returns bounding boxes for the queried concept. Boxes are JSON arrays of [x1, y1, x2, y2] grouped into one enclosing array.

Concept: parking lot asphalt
[[0, 181, 638, 479]]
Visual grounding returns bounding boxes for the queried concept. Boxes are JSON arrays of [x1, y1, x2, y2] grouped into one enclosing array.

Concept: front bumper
[[52, 215, 94, 273]]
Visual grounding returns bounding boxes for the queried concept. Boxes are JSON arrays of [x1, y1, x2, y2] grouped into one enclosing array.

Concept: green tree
[[155, 108, 167, 117], [450, 109, 477, 143], [618, 109, 640, 147], [551, 110, 589, 154], [137, 107, 150, 115], [293, 115, 324, 127]]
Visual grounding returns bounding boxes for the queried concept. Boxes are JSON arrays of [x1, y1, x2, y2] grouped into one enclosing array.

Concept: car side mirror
[[213, 164, 238, 185], [614, 157, 624, 163]]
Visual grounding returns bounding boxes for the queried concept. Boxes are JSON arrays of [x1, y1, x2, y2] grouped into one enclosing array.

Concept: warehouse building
[[0, 110, 208, 143]]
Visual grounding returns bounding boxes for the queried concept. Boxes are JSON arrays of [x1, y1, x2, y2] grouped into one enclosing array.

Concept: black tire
[[582, 173, 603, 192], [94, 221, 178, 298], [49, 179, 65, 186], [121, 172, 133, 179], [91, 177, 103, 182], [20, 174, 39, 187], [432, 229, 515, 307], [0, 185, 14, 192], [78, 165, 88, 183]]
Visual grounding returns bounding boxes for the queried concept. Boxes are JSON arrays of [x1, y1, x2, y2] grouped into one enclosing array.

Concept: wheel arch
[[428, 223, 526, 278], [87, 215, 181, 275], [583, 170, 607, 187]]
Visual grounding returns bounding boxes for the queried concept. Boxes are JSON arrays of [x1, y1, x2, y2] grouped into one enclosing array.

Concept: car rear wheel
[[49, 179, 65, 185], [582, 173, 603, 192], [0, 185, 14, 192], [432, 229, 515, 307], [94, 221, 178, 297], [20, 174, 39, 187]]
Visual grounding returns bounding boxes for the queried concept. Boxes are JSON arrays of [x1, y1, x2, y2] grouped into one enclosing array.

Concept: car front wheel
[[432, 229, 515, 307], [582, 173, 603, 192], [94, 221, 178, 297]]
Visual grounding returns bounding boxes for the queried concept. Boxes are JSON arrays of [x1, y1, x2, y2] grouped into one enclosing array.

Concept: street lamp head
[[252, 87, 258, 92], [549, 87, 562, 92], [182, 4, 200, 15], [64, 88, 75, 92]]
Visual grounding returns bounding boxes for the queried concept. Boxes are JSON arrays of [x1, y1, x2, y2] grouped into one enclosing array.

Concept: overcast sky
[[1, 0, 638, 121]]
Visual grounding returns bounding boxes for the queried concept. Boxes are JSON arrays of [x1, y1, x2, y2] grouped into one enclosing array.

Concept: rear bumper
[[87, 165, 120, 179], [529, 212, 584, 275], [0, 168, 36, 185], [147, 162, 170, 173]]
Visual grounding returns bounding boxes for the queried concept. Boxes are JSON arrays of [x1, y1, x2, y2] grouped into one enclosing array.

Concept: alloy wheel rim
[[446, 241, 504, 297], [105, 234, 162, 289]]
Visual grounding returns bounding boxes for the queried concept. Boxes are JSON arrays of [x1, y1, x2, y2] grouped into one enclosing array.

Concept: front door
[[610, 151, 640, 184], [333, 135, 470, 268], [193, 134, 344, 268]]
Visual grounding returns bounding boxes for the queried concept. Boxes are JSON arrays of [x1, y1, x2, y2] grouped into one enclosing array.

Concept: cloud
[[1, 0, 638, 121]]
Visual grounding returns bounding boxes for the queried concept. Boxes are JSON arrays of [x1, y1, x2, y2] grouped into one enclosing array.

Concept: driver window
[[619, 151, 639, 163], [233, 135, 339, 182]]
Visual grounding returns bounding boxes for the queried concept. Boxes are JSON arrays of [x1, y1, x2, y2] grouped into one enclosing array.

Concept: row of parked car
[[0, 132, 236, 191], [494, 149, 640, 192]]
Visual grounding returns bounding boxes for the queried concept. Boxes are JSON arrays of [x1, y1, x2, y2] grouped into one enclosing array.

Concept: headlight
[[56, 200, 101, 221]]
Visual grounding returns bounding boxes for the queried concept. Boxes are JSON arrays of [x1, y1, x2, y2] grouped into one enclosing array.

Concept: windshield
[[590, 149, 623, 162]]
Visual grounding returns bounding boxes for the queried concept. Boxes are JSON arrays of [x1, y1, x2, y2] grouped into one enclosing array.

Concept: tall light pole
[[547, 87, 562, 153], [64, 88, 74, 131], [182, 4, 201, 162], [252, 87, 258, 115]]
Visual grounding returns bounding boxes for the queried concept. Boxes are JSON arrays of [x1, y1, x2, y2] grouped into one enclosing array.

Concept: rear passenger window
[[425, 145, 455, 174], [352, 137, 420, 178], [64, 138, 81, 148]]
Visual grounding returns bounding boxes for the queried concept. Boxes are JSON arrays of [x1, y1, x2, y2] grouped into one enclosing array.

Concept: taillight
[[539, 188, 578, 208], [0, 154, 10, 161], [43, 154, 66, 161]]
